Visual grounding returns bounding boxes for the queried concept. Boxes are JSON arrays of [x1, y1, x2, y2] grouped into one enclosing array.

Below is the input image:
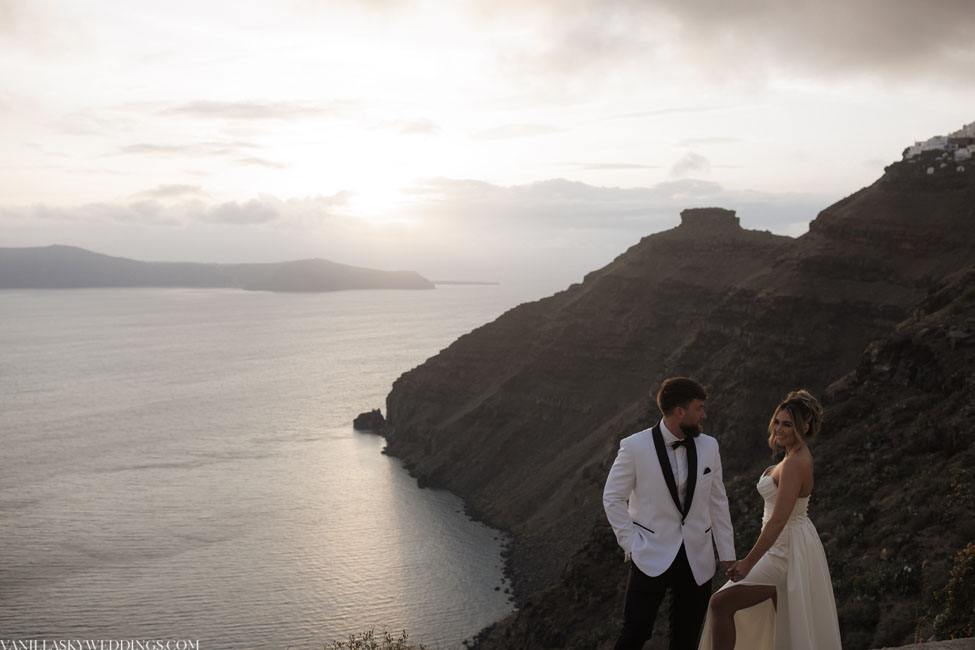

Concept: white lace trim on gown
[[697, 468, 842, 650]]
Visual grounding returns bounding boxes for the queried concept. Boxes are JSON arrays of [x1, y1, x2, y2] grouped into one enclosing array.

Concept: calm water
[[0, 286, 532, 649]]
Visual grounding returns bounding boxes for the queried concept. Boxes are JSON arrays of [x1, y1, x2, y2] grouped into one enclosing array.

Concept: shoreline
[[379, 444, 523, 644]]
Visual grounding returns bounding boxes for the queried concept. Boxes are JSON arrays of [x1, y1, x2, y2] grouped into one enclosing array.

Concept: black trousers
[[613, 545, 713, 650]]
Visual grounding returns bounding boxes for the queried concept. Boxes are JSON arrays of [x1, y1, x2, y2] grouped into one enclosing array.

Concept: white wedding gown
[[698, 468, 842, 649]]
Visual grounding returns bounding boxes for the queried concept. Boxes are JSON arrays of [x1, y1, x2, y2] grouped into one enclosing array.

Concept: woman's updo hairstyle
[[767, 389, 823, 451]]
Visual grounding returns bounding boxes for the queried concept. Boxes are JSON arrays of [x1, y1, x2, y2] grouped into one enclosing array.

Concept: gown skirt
[[697, 472, 842, 650]]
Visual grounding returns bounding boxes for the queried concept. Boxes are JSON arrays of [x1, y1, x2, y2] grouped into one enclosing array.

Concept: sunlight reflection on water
[[0, 286, 531, 649]]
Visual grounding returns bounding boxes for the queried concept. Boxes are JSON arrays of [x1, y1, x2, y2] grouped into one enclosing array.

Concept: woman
[[698, 390, 842, 650]]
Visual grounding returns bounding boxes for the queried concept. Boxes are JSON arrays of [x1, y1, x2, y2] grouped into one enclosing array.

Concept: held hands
[[727, 558, 753, 582], [721, 560, 737, 577]]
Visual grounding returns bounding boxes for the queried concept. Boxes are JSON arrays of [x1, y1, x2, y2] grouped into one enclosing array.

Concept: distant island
[[0, 245, 434, 292]]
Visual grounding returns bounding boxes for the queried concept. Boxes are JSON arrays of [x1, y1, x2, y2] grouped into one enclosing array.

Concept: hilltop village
[[903, 120, 975, 174]]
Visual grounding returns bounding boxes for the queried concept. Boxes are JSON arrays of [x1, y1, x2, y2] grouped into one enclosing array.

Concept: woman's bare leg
[[708, 584, 776, 650]]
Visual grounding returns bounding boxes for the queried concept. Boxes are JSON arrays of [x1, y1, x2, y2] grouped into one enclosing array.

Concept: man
[[603, 377, 736, 650]]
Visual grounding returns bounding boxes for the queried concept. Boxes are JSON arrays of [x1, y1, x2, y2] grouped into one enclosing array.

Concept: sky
[[2, 0, 974, 295]]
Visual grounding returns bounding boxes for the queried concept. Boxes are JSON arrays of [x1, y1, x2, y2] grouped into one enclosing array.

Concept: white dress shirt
[[659, 419, 688, 508]]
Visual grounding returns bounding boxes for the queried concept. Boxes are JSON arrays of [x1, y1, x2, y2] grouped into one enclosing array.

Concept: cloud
[[471, 124, 565, 140], [112, 141, 287, 172], [235, 157, 290, 169], [391, 118, 441, 135], [116, 141, 262, 158], [611, 106, 735, 120], [288, 0, 414, 15], [104, 201, 181, 226], [406, 175, 826, 235], [578, 162, 663, 170], [119, 144, 189, 156], [387, 174, 833, 287], [53, 109, 136, 136], [481, 0, 975, 88], [488, 1, 663, 84], [0, 192, 353, 230], [0, 0, 91, 57], [304, 191, 354, 208], [200, 200, 279, 225], [134, 185, 205, 200], [676, 137, 739, 147], [0, 178, 833, 292], [163, 100, 359, 121], [669, 152, 711, 178], [186, 193, 352, 227], [3, 201, 181, 227], [1, 176, 826, 238], [655, 0, 975, 83]]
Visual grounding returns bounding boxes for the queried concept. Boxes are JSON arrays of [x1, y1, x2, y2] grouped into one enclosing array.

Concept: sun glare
[[343, 185, 415, 225]]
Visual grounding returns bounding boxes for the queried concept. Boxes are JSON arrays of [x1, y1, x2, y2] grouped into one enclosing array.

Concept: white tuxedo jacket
[[603, 423, 736, 586]]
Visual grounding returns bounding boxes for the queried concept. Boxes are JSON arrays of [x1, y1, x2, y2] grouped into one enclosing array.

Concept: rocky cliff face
[[383, 154, 975, 649], [811, 265, 975, 648], [385, 207, 792, 593], [470, 264, 975, 650]]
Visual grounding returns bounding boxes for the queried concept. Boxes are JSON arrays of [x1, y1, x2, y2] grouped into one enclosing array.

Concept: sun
[[342, 185, 415, 225]]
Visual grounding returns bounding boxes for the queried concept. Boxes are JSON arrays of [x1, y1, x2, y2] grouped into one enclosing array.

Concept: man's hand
[[720, 560, 737, 575]]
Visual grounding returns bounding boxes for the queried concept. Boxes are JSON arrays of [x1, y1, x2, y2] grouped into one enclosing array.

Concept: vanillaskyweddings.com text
[[0, 641, 200, 650]]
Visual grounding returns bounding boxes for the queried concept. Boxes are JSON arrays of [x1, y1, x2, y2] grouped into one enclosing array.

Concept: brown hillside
[[383, 152, 975, 648]]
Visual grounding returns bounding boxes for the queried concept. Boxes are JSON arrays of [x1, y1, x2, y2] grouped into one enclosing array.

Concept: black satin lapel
[[683, 437, 699, 518], [651, 424, 682, 514]]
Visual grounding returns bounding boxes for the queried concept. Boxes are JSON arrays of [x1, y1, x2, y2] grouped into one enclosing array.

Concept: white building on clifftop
[[950, 120, 975, 139], [904, 121, 975, 163]]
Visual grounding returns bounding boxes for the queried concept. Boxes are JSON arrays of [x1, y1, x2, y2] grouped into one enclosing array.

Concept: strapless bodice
[[757, 471, 809, 526]]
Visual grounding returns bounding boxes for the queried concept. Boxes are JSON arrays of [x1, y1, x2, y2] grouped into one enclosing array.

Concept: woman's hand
[[730, 557, 754, 582]]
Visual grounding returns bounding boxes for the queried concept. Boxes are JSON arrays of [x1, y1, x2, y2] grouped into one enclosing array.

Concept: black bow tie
[[671, 439, 690, 450]]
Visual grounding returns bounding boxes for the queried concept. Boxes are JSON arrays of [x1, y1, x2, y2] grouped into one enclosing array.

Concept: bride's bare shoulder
[[783, 449, 814, 478]]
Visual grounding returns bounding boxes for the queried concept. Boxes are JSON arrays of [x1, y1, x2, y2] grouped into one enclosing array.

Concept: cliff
[[386, 207, 792, 593], [0, 245, 434, 292], [382, 154, 975, 648]]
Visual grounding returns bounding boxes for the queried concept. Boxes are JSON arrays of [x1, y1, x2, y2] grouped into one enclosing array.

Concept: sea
[[0, 285, 539, 650]]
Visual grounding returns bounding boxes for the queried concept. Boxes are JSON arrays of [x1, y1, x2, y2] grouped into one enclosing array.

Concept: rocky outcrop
[[353, 409, 387, 432], [383, 153, 975, 649]]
